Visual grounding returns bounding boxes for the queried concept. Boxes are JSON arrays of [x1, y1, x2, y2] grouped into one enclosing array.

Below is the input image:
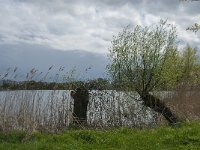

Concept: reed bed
[[0, 90, 158, 132]]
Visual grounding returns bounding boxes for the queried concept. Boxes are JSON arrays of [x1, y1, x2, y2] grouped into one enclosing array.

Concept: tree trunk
[[139, 92, 179, 125], [71, 87, 89, 125]]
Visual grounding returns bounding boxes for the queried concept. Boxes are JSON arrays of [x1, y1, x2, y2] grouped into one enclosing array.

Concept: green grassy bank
[[0, 122, 199, 150]]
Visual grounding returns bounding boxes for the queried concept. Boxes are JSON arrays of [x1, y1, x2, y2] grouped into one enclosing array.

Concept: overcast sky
[[0, 0, 200, 80], [0, 0, 199, 54]]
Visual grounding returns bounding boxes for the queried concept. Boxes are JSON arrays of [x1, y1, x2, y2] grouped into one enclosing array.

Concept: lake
[[0, 90, 161, 131]]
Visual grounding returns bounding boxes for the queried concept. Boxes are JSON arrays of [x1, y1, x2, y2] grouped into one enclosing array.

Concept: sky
[[0, 0, 200, 53], [0, 0, 200, 80]]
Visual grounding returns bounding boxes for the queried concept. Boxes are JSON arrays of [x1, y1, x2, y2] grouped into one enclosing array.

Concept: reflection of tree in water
[[71, 87, 89, 125]]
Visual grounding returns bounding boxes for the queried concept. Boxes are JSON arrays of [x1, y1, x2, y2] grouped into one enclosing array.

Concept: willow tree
[[108, 20, 180, 125]]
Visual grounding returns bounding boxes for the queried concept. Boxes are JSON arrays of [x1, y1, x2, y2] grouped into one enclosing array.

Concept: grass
[[0, 121, 199, 150]]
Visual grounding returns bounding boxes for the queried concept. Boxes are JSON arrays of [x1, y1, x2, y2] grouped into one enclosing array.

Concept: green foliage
[[0, 121, 199, 149], [186, 23, 200, 33], [0, 131, 26, 143], [108, 20, 180, 92], [178, 44, 200, 85]]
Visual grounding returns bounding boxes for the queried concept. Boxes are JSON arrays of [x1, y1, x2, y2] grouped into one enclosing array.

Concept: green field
[[0, 122, 199, 150]]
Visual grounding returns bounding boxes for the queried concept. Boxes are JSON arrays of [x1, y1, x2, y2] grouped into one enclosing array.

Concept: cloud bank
[[0, 0, 199, 54]]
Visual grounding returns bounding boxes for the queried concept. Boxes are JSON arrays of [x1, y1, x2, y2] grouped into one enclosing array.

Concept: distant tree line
[[0, 78, 113, 90]]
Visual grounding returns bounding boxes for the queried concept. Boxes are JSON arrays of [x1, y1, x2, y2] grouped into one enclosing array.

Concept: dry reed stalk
[[165, 87, 200, 121]]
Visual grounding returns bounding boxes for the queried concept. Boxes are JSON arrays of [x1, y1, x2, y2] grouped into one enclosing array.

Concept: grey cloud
[[181, 2, 200, 15], [0, 43, 109, 80], [0, 34, 5, 41], [0, 0, 199, 55], [104, 17, 133, 29]]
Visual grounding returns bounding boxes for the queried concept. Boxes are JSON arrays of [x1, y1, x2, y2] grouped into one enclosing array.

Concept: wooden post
[[71, 87, 89, 125]]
